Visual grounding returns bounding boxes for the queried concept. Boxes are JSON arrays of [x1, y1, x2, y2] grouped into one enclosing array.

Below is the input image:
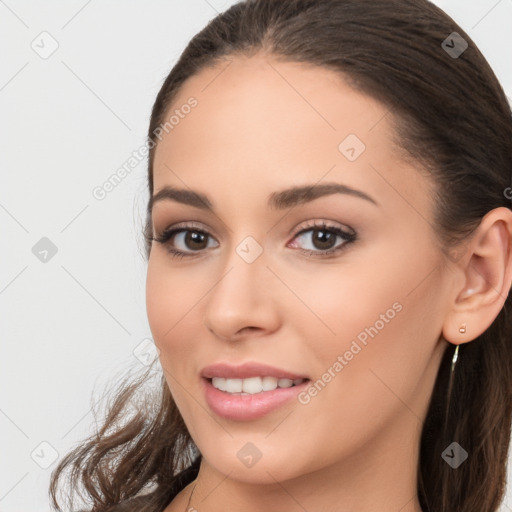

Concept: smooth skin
[[145, 53, 512, 512]]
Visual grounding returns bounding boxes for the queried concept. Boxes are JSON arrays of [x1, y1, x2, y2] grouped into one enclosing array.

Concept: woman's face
[[146, 54, 452, 485]]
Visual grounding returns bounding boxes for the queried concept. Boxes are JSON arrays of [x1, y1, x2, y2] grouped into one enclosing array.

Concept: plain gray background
[[1, 1, 511, 510]]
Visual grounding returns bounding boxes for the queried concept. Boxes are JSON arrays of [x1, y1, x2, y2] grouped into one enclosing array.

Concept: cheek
[[145, 255, 200, 362], [146, 256, 205, 421], [283, 261, 401, 360], [299, 259, 443, 432], [294, 240, 442, 394]]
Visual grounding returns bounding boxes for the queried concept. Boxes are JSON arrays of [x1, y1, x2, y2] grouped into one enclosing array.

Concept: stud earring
[[459, 323, 466, 334]]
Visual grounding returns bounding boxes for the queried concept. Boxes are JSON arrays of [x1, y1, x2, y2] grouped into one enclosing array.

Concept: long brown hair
[[50, 1, 512, 510]]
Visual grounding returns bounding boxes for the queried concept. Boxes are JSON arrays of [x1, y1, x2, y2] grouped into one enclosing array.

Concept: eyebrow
[[148, 182, 378, 213]]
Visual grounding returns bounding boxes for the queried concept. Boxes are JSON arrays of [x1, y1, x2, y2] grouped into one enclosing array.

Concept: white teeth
[[277, 378, 293, 388], [212, 377, 227, 391], [262, 376, 278, 391], [242, 377, 263, 394], [225, 378, 243, 393], [211, 376, 306, 394]]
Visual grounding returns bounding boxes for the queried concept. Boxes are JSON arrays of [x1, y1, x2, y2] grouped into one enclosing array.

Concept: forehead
[[156, 54, 393, 159], [151, 54, 432, 217]]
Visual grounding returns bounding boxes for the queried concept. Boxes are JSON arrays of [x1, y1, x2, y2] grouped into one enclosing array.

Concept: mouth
[[200, 363, 311, 421], [200, 362, 311, 420]]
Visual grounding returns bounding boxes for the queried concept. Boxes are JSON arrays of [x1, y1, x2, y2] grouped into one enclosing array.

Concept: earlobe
[[443, 319, 472, 345], [442, 207, 512, 345]]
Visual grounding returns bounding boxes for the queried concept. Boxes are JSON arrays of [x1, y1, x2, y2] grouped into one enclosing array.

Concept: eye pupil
[[186, 231, 207, 249], [313, 229, 336, 250]]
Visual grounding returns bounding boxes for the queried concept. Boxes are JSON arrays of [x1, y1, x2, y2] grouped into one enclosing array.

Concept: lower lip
[[202, 378, 309, 421]]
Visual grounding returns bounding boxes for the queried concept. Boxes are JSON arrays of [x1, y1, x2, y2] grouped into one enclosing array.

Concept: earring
[[445, 342, 460, 431], [450, 343, 460, 374], [450, 324, 464, 373]]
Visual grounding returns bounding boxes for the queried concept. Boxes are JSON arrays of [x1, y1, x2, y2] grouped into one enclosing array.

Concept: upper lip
[[201, 362, 309, 380]]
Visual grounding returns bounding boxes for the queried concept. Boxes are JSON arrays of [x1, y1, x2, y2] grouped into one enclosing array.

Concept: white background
[[1, 1, 511, 510]]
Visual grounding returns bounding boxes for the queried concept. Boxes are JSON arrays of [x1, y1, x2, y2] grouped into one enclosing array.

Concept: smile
[[211, 376, 308, 394]]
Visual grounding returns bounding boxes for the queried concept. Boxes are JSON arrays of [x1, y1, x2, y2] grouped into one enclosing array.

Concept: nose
[[202, 241, 281, 342]]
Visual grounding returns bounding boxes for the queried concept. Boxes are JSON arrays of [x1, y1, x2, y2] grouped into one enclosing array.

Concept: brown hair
[[50, 0, 512, 510]]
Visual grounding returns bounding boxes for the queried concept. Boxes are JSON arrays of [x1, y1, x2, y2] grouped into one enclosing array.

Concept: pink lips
[[200, 362, 308, 380], [200, 362, 310, 421]]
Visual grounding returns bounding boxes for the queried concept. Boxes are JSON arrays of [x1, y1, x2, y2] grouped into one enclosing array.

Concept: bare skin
[[145, 53, 512, 512]]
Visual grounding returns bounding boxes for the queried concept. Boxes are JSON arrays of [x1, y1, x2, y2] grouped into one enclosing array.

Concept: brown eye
[[183, 230, 209, 250], [290, 222, 356, 257], [152, 226, 219, 257]]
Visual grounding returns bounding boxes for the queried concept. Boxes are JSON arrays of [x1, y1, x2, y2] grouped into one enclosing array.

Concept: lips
[[200, 362, 309, 380], [200, 362, 311, 421]]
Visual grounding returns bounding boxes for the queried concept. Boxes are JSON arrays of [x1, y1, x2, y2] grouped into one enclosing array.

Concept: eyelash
[[151, 220, 357, 260]]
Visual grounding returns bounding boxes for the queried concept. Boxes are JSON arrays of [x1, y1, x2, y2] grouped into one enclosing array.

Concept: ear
[[442, 207, 512, 345]]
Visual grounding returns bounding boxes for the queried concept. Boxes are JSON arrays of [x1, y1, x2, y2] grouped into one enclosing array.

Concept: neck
[[186, 415, 424, 512]]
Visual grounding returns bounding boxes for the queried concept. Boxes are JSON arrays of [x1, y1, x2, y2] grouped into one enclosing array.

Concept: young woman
[[50, 1, 512, 511]]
